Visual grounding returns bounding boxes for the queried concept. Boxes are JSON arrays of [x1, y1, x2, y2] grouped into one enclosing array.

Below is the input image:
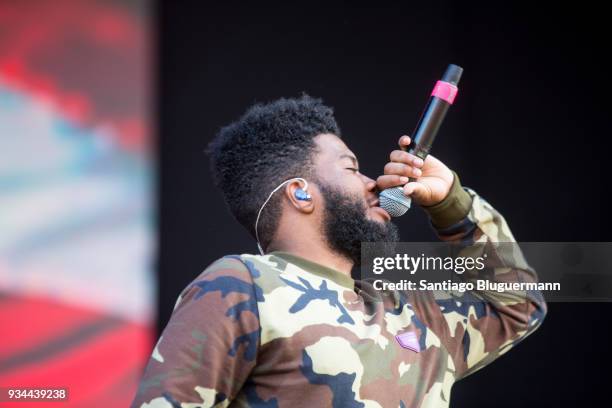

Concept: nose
[[360, 173, 378, 194]]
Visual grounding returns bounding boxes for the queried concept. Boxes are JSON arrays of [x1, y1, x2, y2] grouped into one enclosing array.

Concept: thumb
[[403, 181, 430, 203]]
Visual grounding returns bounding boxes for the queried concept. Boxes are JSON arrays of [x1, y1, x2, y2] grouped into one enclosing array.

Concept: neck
[[266, 235, 354, 277]]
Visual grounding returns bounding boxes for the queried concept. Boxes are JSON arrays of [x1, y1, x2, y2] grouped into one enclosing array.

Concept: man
[[133, 95, 546, 407]]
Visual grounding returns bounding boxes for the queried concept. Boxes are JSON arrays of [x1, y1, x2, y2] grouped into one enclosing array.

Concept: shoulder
[[190, 253, 285, 281], [171, 255, 257, 312], [194, 255, 251, 281], [176, 253, 287, 304], [190, 253, 287, 281]]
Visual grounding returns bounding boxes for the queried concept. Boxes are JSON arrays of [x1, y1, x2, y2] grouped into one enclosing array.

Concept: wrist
[[422, 170, 473, 229]]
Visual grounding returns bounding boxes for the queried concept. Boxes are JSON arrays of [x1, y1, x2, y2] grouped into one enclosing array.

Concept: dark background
[[158, 2, 609, 406]]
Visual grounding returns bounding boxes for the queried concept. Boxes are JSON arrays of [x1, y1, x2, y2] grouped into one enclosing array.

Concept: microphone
[[379, 64, 463, 217]]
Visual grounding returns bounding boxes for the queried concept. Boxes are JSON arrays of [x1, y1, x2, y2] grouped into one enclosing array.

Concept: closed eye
[[346, 168, 360, 173]]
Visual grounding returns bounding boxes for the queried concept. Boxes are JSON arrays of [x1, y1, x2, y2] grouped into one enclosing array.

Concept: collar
[[269, 251, 355, 290]]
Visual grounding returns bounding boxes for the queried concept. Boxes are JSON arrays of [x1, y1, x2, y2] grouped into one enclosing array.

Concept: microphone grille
[[379, 187, 411, 217]]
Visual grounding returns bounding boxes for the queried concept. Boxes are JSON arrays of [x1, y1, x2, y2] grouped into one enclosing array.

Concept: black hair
[[208, 94, 341, 248]]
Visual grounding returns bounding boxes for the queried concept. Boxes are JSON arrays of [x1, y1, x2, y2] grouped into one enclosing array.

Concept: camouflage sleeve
[[416, 171, 547, 380], [131, 256, 260, 408]]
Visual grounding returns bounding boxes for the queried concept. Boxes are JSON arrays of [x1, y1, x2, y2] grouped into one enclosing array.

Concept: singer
[[132, 95, 547, 408]]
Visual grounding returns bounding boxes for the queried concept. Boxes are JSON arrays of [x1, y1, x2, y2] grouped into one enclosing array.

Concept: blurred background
[[0, 0, 153, 406], [1, 0, 610, 407]]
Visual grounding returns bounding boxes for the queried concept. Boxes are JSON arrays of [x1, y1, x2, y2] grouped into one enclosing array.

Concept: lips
[[369, 200, 391, 222]]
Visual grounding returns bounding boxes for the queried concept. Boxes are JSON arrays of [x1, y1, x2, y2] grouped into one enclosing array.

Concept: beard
[[318, 181, 400, 266]]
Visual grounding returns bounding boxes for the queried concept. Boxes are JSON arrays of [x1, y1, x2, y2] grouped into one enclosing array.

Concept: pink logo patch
[[395, 331, 420, 353]]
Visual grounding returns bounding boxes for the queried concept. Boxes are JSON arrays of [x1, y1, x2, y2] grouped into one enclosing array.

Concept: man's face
[[311, 133, 399, 264], [312, 133, 390, 223]]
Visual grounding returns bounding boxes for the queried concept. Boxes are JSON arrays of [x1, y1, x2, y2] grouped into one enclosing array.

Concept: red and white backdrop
[[0, 1, 154, 406]]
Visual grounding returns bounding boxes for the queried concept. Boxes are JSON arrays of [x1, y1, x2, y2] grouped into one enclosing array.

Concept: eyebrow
[[340, 154, 359, 168]]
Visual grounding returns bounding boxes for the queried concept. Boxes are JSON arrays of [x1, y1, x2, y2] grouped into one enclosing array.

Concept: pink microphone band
[[431, 80, 458, 104]]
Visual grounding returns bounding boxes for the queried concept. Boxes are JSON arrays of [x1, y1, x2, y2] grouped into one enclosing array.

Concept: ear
[[284, 181, 315, 214]]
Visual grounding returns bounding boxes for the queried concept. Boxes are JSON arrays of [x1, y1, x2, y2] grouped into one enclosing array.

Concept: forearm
[[424, 171, 542, 295], [421, 171, 547, 377]]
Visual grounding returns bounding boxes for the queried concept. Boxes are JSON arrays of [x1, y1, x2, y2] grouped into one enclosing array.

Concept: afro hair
[[208, 94, 341, 248]]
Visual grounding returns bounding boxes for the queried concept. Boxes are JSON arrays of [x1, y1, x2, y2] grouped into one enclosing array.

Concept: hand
[[376, 135, 454, 207]]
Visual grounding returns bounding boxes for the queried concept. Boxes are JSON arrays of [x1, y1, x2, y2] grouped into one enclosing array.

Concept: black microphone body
[[379, 64, 463, 217]]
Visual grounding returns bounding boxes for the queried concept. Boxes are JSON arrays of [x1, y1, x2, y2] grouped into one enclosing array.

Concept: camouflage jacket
[[132, 175, 547, 408]]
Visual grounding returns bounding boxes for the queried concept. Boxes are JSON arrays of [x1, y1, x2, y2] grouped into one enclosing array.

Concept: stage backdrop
[[0, 1, 154, 406], [157, 2, 609, 407]]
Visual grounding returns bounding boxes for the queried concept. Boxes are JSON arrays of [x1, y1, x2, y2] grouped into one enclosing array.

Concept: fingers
[[403, 181, 430, 202], [383, 162, 422, 178], [376, 177, 430, 202], [376, 175, 409, 190], [376, 135, 428, 192], [399, 135, 412, 149], [389, 150, 425, 167]]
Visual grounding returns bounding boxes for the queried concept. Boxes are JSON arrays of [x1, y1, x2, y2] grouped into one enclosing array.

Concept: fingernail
[[413, 158, 424, 166], [414, 169, 422, 177], [400, 176, 409, 183]]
